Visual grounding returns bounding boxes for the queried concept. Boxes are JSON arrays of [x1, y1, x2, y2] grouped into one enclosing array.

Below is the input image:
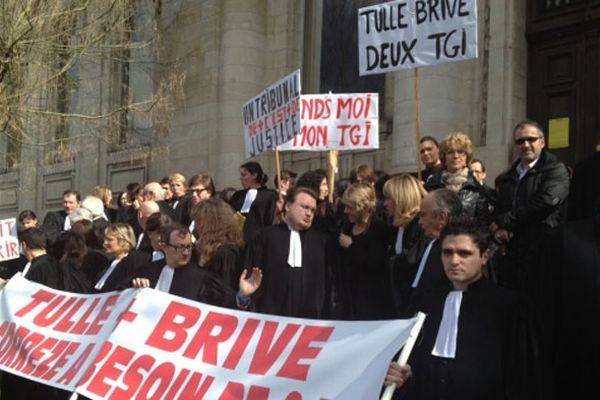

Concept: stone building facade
[[0, 0, 573, 219]]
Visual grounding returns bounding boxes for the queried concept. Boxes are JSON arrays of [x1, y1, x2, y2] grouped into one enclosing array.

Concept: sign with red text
[[0, 217, 19, 262], [0, 275, 137, 392], [242, 70, 301, 159], [0, 275, 418, 400], [279, 93, 379, 152], [358, 0, 478, 75]]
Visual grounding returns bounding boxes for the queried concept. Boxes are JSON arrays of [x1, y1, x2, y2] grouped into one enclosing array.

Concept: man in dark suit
[[41, 189, 81, 246]]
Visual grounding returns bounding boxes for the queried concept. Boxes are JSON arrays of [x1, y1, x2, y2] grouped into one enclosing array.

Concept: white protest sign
[[242, 70, 301, 159], [0, 276, 419, 400], [279, 93, 379, 152], [0, 218, 20, 262], [358, 0, 478, 75], [0, 275, 137, 391]]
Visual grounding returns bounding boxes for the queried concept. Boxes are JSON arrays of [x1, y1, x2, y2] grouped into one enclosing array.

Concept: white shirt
[[287, 225, 302, 268]]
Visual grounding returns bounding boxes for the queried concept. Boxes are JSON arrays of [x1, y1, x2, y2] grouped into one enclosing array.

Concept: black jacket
[[493, 150, 570, 233]]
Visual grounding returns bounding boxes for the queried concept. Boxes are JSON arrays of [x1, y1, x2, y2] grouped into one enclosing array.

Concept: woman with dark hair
[[185, 173, 216, 231], [229, 161, 277, 242], [59, 231, 95, 293], [194, 197, 244, 290], [296, 169, 337, 233]]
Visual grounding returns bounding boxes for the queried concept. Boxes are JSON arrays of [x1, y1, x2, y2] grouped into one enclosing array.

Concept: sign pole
[[274, 148, 282, 201], [327, 150, 338, 203], [414, 68, 423, 182]]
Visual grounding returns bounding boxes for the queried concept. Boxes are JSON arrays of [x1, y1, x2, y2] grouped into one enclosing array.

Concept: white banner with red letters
[[0, 275, 417, 399], [279, 93, 379, 152], [0, 217, 19, 262]]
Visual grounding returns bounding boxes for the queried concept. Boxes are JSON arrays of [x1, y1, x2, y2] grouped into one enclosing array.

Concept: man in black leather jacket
[[490, 120, 570, 291]]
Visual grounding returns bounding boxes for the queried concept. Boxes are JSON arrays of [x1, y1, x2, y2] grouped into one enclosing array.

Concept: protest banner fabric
[[0, 275, 137, 392], [0, 217, 19, 262], [279, 93, 379, 152], [242, 70, 301, 159], [0, 276, 418, 400], [358, 0, 478, 75]]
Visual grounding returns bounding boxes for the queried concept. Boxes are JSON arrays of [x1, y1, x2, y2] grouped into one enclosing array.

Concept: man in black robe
[[130, 224, 261, 309], [245, 186, 333, 318], [385, 218, 540, 400], [41, 189, 81, 246], [403, 189, 462, 314], [20, 227, 62, 289]]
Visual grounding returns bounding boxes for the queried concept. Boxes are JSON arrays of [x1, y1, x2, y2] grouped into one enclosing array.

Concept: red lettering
[[57, 342, 97, 386], [10, 330, 43, 372], [178, 372, 215, 399], [70, 298, 100, 335], [249, 322, 300, 376], [223, 318, 260, 370], [77, 342, 114, 388], [363, 121, 371, 146], [14, 289, 56, 318], [30, 339, 67, 378], [86, 294, 119, 335], [86, 345, 134, 397], [277, 326, 334, 381], [164, 368, 191, 399], [1, 326, 29, 366], [32, 295, 73, 327], [8, 241, 18, 257], [40, 341, 80, 380], [112, 354, 156, 398], [54, 298, 87, 333], [183, 311, 238, 364], [137, 362, 175, 399], [218, 382, 272, 400], [146, 301, 200, 352]]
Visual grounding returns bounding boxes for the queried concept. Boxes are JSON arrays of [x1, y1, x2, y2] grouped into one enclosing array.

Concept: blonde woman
[[383, 174, 428, 316], [337, 182, 392, 320], [94, 223, 149, 292], [424, 132, 490, 221]]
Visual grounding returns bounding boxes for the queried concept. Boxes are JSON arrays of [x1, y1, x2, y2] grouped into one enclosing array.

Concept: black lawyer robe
[[245, 223, 333, 319], [230, 186, 277, 243], [24, 253, 62, 290], [404, 278, 541, 400], [127, 260, 237, 308]]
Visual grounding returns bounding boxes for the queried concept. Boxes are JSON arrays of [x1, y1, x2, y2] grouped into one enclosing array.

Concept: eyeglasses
[[514, 136, 541, 145], [188, 188, 208, 195], [166, 244, 193, 254]]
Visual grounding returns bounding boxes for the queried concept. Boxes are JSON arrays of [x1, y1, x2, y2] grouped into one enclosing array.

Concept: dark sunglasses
[[514, 136, 541, 145]]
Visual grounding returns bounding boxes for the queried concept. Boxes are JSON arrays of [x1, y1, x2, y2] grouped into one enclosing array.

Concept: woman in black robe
[[193, 197, 244, 291], [229, 161, 277, 243], [337, 182, 392, 319]]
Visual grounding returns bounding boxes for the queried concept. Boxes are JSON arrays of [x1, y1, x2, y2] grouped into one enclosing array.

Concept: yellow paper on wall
[[548, 117, 569, 149]]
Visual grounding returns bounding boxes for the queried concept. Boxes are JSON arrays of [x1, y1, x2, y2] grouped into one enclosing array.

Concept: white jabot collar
[[432, 290, 463, 358], [240, 189, 258, 213], [411, 239, 435, 288], [95, 259, 120, 290], [287, 225, 302, 268], [155, 265, 175, 292], [395, 227, 405, 255]]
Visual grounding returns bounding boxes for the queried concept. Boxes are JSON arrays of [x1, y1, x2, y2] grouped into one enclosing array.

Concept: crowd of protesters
[[0, 119, 599, 399]]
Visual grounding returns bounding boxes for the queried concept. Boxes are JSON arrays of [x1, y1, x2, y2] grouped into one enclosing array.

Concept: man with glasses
[[490, 120, 570, 292], [131, 224, 261, 308]]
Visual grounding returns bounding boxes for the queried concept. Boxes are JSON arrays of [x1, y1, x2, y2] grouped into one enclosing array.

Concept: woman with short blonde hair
[[383, 174, 426, 228], [337, 182, 392, 320], [425, 132, 490, 221]]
